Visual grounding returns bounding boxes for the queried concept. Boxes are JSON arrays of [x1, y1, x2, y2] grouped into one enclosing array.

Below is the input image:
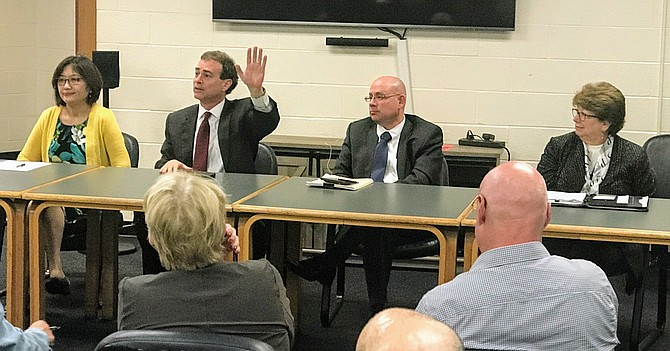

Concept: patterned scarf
[[580, 135, 614, 194]]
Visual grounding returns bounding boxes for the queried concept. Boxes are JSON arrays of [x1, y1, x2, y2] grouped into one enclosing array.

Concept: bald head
[[371, 76, 407, 95], [475, 162, 551, 252], [356, 308, 464, 351]]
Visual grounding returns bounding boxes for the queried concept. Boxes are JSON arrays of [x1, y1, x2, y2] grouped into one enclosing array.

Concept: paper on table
[[306, 173, 374, 191], [547, 191, 587, 205], [0, 160, 50, 172]]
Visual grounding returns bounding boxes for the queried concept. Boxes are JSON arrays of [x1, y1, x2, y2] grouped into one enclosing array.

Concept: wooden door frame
[[76, 0, 96, 58]]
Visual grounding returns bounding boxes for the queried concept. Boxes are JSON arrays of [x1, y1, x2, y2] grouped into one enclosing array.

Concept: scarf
[[580, 135, 614, 194]]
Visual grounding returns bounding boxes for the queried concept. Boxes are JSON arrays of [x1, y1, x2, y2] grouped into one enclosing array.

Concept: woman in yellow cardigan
[[18, 55, 130, 295]]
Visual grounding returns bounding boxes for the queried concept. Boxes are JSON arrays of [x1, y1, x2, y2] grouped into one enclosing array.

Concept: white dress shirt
[[194, 92, 272, 173], [376, 117, 405, 183]]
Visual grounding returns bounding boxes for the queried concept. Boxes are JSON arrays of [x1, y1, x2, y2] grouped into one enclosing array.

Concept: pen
[[320, 177, 358, 185], [50, 326, 61, 330], [16, 163, 25, 168]]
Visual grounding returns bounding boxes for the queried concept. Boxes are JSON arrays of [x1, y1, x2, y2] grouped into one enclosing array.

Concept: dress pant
[[320, 226, 434, 314], [134, 213, 166, 275]]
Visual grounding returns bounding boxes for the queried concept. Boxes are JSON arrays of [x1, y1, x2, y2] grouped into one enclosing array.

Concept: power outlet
[[458, 138, 506, 148]]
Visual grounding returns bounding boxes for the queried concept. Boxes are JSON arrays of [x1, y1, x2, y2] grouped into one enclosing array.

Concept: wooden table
[[23, 167, 287, 321], [0, 162, 97, 327], [233, 177, 478, 320], [461, 199, 670, 351]]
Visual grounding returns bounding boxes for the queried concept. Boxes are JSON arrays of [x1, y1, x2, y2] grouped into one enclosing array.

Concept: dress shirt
[[375, 118, 405, 183], [195, 91, 273, 173], [0, 303, 50, 350], [416, 242, 619, 351]]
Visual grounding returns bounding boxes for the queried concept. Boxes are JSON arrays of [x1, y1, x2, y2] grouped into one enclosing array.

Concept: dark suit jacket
[[155, 97, 280, 174], [332, 114, 444, 185], [537, 132, 655, 196]]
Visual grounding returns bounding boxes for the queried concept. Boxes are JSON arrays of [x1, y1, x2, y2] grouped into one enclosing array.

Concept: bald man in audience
[[356, 308, 464, 351], [416, 162, 619, 350]]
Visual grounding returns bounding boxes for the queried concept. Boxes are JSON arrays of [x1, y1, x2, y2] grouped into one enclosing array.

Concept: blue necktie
[[370, 132, 392, 182]]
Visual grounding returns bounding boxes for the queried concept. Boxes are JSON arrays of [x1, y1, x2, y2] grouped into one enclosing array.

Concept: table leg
[[85, 210, 102, 317], [307, 155, 314, 177], [438, 227, 458, 285], [98, 210, 119, 319], [237, 215, 252, 261], [3, 199, 29, 328], [28, 202, 47, 323]]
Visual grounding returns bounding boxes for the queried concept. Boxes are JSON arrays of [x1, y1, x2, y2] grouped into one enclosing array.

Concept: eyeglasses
[[571, 108, 597, 121], [57, 77, 84, 87], [364, 93, 401, 102]]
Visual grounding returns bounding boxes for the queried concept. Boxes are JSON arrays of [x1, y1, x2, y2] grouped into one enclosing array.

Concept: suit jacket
[[537, 132, 655, 196], [155, 97, 280, 173], [332, 114, 444, 185]]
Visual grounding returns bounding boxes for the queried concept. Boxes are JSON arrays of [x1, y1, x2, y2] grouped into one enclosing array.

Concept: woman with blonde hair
[[117, 171, 294, 351]]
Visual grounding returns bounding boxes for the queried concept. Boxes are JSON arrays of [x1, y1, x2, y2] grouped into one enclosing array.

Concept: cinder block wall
[[5, 1, 670, 169]]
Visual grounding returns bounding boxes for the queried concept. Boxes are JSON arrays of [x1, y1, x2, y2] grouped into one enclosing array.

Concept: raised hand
[[235, 46, 267, 98]]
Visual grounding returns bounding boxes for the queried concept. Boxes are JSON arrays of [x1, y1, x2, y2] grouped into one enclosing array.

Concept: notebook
[[547, 191, 649, 212]]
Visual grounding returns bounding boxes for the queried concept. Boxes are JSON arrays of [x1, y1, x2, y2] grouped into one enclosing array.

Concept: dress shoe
[[286, 260, 335, 285], [45, 277, 71, 295]]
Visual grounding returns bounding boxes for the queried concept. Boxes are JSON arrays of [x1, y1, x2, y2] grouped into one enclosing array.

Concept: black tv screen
[[212, 0, 516, 31]]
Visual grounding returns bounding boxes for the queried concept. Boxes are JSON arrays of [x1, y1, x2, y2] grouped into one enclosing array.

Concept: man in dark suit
[[287, 76, 445, 314], [155, 47, 279, 173], [137, 47, 280, 274]]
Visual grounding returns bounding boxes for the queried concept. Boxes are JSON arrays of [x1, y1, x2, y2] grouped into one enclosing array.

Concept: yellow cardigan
[[18, 103, 131, 167]]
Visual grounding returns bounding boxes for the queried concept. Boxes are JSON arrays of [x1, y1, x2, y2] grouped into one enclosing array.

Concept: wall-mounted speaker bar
[[325, 37, 389, 47]]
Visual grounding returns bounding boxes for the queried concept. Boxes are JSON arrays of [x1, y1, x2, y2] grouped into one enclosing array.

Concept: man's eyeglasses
[[57, 77, 84, 87], [571, 108, 597, 121], [364, 93, 401, 102]]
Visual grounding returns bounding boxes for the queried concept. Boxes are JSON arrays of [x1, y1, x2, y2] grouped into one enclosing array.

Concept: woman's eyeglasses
[[57, 77, 83, 86], [571, 108, 597, 121]]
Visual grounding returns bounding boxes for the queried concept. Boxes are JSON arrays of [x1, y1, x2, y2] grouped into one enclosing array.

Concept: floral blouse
[[48, 119, 87, 164]]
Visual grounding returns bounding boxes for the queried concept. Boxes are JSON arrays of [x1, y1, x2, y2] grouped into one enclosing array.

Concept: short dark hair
[[51, 55, 103, 107], [200, 51, 239, 94], [572, 81, 626, 135]]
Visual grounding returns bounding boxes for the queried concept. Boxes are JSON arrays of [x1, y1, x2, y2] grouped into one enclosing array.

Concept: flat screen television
[[212, 0, 516, 31]]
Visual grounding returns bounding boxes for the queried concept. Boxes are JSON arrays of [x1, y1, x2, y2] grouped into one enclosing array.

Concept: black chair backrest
[[643, 134, 670, 199], [122, 132, 139, 168], [439, 157, 450, 186], [255, 142, 278, 175], [95, 330, 275, 351]]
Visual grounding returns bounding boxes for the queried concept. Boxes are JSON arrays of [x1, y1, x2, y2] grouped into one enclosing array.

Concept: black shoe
[[45, 277, 71, 295], [286, 260, 335, 285]]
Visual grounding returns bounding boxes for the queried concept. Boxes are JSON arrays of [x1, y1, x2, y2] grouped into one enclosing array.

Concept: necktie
[[193, 111, 211, 171], [370, 132, 391, 182]]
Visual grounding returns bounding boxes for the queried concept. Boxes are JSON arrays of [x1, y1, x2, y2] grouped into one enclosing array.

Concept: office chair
[[635, 134, 670, 350], [94, 330, 275, 351], [319, 158, 450, 327], [60, 132, 139, 255], [249, 142, 280, 260], [255, 142, 279, 175]]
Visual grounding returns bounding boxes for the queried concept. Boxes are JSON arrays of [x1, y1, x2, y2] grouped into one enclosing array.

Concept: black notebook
[[547, 191, 649, 212], [584, 194, 649, 212]]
